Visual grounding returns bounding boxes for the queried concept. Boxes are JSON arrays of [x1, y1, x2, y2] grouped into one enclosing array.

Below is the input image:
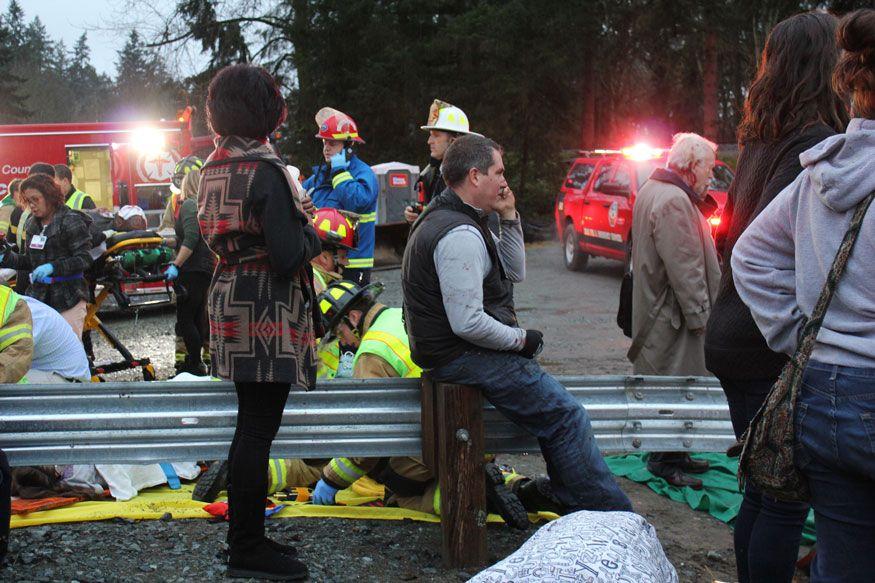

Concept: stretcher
[[84, 229, 176, 381]]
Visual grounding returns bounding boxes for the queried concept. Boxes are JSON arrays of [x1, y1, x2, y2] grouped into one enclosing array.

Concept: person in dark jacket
[[198, 64, 320, 581], [703, 12, 848, 583], [0, 173, 93, 339], [164, 167, 215, 375]]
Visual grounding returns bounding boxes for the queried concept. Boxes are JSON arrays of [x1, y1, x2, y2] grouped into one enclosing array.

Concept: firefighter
[[53, 164, 96, 210], [309, 281, 547, 528], [404, 100, 481, 224], [0, 178, 21, 240], [159, 156, 207, 372], [301, 108, 378, 286]]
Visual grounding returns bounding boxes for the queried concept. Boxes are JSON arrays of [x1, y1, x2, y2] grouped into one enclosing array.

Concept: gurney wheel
[[142, 364, 156, 381]]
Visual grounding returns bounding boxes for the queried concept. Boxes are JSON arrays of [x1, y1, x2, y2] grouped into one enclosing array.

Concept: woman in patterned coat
[[198, 64, 321, 581]]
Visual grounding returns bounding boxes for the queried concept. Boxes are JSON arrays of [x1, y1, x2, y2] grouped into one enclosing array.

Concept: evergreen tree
[[0, 8, 27, 121], [112, 30, 177, 120]]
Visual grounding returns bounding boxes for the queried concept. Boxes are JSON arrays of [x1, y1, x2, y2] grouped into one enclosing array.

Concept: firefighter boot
[[227, 490, 307, 580], [512, 475, 566, 516], [484, 462, 529, 530], [192, 460, 228, 503]]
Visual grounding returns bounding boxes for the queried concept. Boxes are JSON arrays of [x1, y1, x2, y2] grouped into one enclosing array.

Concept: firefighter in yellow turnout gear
[[308, 281, 547, 528]]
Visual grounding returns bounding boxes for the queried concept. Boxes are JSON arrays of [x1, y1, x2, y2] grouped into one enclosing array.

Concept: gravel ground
[[4, 242, 799, 582]]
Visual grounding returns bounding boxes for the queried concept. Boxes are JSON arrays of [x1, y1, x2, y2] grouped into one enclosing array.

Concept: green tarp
[[605, 453, 816, 543]]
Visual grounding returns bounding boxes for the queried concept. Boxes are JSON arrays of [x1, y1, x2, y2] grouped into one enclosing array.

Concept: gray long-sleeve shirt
[[433, 211, 526, 351]]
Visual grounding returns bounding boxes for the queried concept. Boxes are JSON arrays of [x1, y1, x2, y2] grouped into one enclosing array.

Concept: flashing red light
[[708, 215, 722, 227], [621, 143, 664, 161]]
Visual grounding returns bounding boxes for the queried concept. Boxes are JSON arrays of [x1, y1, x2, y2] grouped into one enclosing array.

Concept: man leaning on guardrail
[[401, 134, 632, 514]]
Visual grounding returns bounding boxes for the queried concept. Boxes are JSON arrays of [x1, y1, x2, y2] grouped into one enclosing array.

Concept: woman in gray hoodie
[[733, 9, 875, 582]]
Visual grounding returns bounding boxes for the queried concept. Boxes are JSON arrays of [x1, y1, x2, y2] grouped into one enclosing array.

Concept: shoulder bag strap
[[791, 189, 875, 369]]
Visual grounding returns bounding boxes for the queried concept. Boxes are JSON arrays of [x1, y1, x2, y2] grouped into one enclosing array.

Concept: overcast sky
[[20, 0, 208, 77]]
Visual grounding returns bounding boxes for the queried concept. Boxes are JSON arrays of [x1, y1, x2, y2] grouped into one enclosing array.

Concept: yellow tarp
[[11, 480, 556, 529]]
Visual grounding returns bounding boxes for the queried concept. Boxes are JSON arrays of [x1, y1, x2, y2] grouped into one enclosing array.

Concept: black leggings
[[175, 271, 211, 361], [226, 382, 291, 549], [1, 449, 10, 560], [722, 377, 809, 583]]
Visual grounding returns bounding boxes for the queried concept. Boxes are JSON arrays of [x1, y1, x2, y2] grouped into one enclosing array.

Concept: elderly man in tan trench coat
[[628, 132, 722, 488]]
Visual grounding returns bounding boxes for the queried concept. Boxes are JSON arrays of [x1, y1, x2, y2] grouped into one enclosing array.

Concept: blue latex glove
[[311, 479, 339, 505], [164, 264, 179, 281], [330, 150, 349, 172], [32, 263, 54, 284]]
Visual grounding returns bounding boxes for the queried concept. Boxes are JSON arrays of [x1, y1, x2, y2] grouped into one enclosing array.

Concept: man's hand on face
[[494, 185, 517, 220]]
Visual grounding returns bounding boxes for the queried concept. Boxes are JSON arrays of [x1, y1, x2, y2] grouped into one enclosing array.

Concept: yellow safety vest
[[352, 308, 421, 378], [0, 286, 32, 352], [317, 337, 341, 380], [65, 189, 94, 210]]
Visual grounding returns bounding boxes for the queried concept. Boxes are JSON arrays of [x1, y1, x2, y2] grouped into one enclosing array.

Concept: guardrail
[[0, 375, 731, 467]]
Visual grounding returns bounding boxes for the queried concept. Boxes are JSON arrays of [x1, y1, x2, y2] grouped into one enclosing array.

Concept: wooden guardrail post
[[420, 374, 487, 569]]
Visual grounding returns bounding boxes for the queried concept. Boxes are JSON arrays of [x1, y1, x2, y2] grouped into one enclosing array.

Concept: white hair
[[666, 132, 718, 175]]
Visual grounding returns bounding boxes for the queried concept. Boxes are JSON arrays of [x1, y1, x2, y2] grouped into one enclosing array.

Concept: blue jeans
[[796, 361, 875, 583], [430, 349, 632, 512]]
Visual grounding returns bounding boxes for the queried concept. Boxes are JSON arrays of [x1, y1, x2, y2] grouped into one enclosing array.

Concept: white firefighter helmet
[[420, 99, 482, 136]]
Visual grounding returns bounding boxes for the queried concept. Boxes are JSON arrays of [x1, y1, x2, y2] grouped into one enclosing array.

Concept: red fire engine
[[554, 144, 734, 271], [0, 108, 212, 221]]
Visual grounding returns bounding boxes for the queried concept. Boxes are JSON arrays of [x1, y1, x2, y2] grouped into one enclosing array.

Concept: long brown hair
[[20, 174, 65, 210], [738, 11, 848, 144], [833, 9, 875, 119]]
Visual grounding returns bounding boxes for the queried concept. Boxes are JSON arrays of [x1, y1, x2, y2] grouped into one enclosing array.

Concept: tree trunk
[[703, 31, 718, 140]]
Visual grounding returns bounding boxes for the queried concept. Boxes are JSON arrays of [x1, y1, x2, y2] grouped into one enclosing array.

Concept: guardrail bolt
[[455, 429, 470, 443], [685, 392, 694, 401], [634, 391, 644, 400], [632, 421, 642, 431], [632, 438, 642, 448], [683, 439, 692, 448], [684, 421, 694, 430]]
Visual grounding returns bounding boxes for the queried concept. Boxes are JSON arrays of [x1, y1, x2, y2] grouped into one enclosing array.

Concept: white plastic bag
[[470, 511, 678, 583]]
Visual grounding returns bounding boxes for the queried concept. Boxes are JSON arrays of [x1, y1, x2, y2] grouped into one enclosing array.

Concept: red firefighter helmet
[[313, 207, 358, 250], [314, 107, 365, 143]]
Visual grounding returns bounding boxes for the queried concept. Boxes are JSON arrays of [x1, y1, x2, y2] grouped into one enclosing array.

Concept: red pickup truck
[[554, 145, 734, 271]]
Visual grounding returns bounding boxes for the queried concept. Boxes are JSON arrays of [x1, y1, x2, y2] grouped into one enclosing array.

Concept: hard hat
[[420, 99, 482, 136], [318, 280, 385, 333], [313, 207, 358, 250], [171, 155, 204, 192], [315, 107, 365, 143]]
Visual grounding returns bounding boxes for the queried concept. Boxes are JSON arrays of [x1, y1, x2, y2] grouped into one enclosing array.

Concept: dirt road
[[6, 242, 747, 582]]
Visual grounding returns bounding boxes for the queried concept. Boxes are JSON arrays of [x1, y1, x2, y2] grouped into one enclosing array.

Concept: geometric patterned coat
[[198, 136, 319, 389]]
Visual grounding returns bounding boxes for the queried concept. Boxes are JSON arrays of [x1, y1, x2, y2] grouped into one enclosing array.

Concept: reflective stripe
[[0, 286, 18, 323], [331, 171, 354, 188], [353, 308, 420, 378], [0, 323, 32, 351], [0, 220, 8, 233], [433, 485, 441, 515], [317, 338, 340, 380], [268, 458, 287, 492], [65, 190, 94, 210], [329, 457, 365, 486], [346, 257, 374, 269], [16, 209, 31, 249], [358, 212, 376, 223], [363, 330, 421, 378]]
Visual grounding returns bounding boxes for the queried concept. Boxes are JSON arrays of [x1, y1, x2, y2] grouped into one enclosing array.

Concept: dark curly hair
[[20, 174, 65, 210], [738, 11, 848, 144], [833, 9, 875, 119], [206, 64, 287, 139]]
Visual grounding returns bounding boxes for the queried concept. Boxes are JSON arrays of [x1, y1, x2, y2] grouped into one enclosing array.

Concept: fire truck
[[554, 144, 734, 271], [0, 108, 212, 221]]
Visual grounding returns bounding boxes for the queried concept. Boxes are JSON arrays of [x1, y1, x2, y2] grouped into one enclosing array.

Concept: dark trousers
[[175, 271, 211, 365], [797, 362, 875, 583], [342, 267, 371, 286], [0, 449, 10, 563], [226, 382, 291, 551], [722, 377, 809, 583]]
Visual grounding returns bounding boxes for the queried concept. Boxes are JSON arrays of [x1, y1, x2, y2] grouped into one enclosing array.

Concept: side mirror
[[599, 182, 631, 197]]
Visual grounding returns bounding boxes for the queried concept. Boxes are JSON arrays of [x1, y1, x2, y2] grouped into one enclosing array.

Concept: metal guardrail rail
[[0, 375, 733, 466]]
